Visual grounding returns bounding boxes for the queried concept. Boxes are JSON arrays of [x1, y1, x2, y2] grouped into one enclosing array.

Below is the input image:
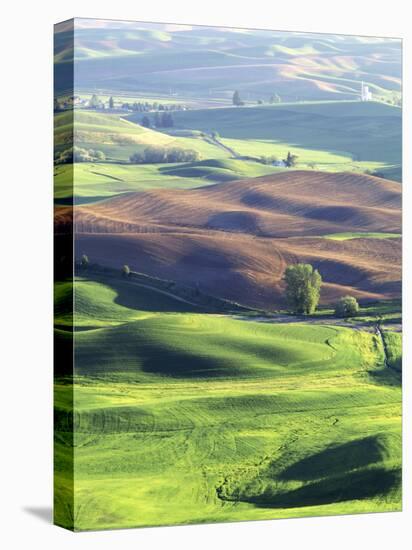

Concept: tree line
[[258, 151, 298, 167], [130, 145, 201, 164], [122, 101, 186, 112], [55, 146, 106, 164], [232, 90, 282, 106], [141, 112, 174, 129]]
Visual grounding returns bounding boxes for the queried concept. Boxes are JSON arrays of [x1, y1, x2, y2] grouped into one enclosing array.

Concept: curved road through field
[[205, 134, 241, 159]]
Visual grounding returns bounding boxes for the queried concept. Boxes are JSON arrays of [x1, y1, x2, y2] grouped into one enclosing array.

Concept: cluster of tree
[[55, 146, 106, 164], [89, 94, 103, 109], [54, 96, 82, 111], [391, 97, 402, 107], [54, 98, 65, 112], [121, 101, 186, 112], [269, 94, 282, 104], [141, 112, 174, 129], [232, 90, 244, 106], [257, 94, 281, 105], [130, 146, 201, 164], [284, 151, 298, 167], [259, 155, 279, 165], [284, 264, 360, 318], [384, 93, 402, 107], [79, 256, 132, 279], [256, 151, 297, 167], [89, 95, 114, 109]]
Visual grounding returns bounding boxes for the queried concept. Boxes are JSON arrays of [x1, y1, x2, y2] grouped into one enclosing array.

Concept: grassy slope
[[54, 276, 401, 530], [77, 111, 230, 161], [54, 101, 401, 205], [55, 277, 203, 327], [172, 101, 402, 180], [324, 232, 401, 241], [54, 159, 284, 202], [54, 110, 287, 202], [55, 110, 230, 161], [382, 331, 402, 372]]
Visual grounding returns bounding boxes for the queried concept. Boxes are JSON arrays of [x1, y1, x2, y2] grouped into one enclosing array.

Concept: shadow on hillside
[[140, 342, 248, 379], [73, 318, 252, 379], [368, 366, 401, 387], [226, 434, 401, 509], [279, 435, 390, 482], [87, 274, 203, 314], [248, 468, 400, 509]]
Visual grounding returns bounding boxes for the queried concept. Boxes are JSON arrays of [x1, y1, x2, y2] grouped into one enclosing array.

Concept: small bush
[[335, 296, 359, 318]]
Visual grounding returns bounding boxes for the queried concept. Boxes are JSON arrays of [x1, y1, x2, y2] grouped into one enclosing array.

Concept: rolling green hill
[[54, 157, 284, 202], [55, 277, 202, 328], [171, 101, 402, 180], [54, 275, 401, 530], [55, 110, 229, 162], [158, 158, 284, 182]]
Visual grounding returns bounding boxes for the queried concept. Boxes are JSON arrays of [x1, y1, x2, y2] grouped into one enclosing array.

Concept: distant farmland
[[169, 101, 402, 181]]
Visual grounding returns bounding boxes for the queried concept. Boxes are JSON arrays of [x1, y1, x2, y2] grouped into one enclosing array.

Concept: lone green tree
[[284, 151, 298, 167], [109, 96, 114, 109], [284, 264, 322, 314], [335, 296, 359, 318], [232, 90, 243, 106]]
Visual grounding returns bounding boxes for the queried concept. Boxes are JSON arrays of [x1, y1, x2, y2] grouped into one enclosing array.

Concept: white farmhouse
[[361, 81, 373, 101]]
